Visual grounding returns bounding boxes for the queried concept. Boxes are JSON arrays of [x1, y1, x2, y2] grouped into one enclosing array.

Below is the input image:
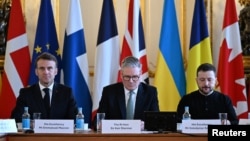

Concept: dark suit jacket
[[11, 83, 78, 122], [97, 82, 159, 121]]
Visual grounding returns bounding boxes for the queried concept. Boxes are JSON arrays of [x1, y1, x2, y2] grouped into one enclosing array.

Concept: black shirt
[[177, 90, 239, 125]]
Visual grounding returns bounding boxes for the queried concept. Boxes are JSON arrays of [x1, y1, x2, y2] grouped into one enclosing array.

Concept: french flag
[[92, 0, 120, 121]]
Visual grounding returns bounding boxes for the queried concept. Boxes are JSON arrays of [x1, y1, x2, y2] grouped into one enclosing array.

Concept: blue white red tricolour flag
[[92, 0, 120, 120]]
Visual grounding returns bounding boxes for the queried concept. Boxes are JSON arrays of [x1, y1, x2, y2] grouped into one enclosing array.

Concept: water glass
[[96, 113, 105, 132], [219, 113, 227, 125]]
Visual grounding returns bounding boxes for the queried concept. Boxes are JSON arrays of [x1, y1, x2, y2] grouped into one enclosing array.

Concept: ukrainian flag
[[154, 0, 186, 111], [186, 0, 213, 94]]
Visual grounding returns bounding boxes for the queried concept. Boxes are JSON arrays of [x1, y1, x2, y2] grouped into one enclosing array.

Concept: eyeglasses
[[122, 75, 140, 81]]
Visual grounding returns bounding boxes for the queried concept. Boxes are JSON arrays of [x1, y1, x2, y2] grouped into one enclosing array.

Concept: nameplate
[[34, 119, 74, 133], [102, 120, 141, 133], [0, 119, 17, 133], [239, 119, 250, 125], [182, 119, 221, 133]]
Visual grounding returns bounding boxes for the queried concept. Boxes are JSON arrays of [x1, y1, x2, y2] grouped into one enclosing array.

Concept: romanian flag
[[217, 0, 248, 118], [154, 0, 186, 111], [186, 0, 213, 93]]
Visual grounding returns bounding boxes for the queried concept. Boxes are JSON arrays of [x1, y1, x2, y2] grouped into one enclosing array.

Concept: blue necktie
[[126, 91, 135, 119]]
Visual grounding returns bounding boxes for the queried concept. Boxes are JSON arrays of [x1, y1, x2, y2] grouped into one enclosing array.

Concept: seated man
[[93, 56, 159, 129], [177, 63, 238, 125], [11, 52, 78, 122]]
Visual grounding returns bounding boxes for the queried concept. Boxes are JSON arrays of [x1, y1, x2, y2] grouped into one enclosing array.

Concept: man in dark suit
[[93, 56, 159, 129], [11, 52, 78, 122]]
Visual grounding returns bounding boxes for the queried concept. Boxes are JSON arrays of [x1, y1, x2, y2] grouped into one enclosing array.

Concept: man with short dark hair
[[11, 52, 78, 122], [177, 63, 238, 125]]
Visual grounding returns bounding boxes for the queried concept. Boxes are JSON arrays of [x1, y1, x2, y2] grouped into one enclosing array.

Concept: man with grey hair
[[95, 56, 159, 123]]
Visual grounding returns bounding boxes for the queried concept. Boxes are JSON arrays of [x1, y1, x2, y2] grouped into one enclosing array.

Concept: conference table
[[1, 131, 207, 141]]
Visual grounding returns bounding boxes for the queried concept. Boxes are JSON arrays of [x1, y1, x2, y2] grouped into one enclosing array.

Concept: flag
[[186, 0, 213, 93], [62, 0, 92, 124], [217, 0, 248, 118], [118, 0, 149, 83], [92, 0, 120, 120], [154, 0, 186, 111], [28, 0, 61, 85], [0, 71, 2, 96], [248, 82, 250, 113], [0, 0, 31, 118]]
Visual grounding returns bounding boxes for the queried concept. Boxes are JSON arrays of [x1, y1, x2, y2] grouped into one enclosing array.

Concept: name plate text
[[0, 119, 17, 133], [34, 119, 74, 133], [182, 119, 221, 133], [102, 120, 141, 133]]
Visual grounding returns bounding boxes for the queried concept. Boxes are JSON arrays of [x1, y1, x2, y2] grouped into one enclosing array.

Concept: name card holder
[[34, 119, 74, 133], [102, 120, 141, 133], [0, 119, 17, 133], [182, 119, 221, 134], [239, 119, 250, 125]]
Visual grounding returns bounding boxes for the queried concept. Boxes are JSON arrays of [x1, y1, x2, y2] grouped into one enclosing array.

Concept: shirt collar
[[124, 87, 138, 95], [199, 90, 214, 96], [39, 82, 54, 91]]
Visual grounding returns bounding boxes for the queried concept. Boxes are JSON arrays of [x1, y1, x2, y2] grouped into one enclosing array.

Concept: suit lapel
[[50, 83, 58, 116], [117, 84, 126, 119], [34, 84, 48, 118], [134, 83, 144, 118]]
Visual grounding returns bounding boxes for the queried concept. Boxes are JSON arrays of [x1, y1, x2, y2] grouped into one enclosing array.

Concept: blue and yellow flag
[[29, 0, 61, 85], [186, 0, 213, 93], [154, 0, 186, 111]]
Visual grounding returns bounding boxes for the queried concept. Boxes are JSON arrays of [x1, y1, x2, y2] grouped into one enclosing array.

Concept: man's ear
[[35, 68, 38, 76], [54, 68, 58, 75], [119, 70, 123, 79]]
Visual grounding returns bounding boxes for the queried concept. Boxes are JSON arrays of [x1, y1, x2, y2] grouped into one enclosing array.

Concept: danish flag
[[0, 0, 31, 118]]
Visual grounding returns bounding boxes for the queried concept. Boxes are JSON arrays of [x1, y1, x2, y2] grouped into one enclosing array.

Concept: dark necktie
[[43, 88, 50, 117], [126, 91, 135, 119]]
